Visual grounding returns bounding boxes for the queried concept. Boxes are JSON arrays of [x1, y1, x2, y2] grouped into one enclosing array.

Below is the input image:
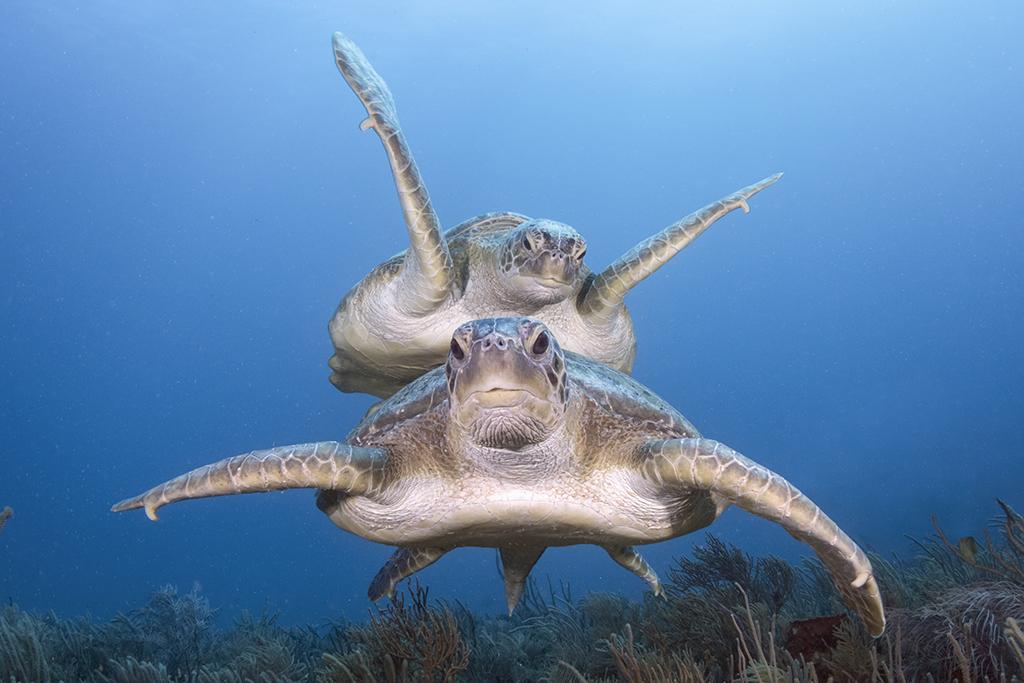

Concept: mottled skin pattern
[[112, 318, 885, 636], [327, 32, 782, 398]]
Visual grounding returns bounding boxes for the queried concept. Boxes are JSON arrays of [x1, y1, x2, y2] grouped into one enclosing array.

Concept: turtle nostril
[[495, 337, 507, 350]]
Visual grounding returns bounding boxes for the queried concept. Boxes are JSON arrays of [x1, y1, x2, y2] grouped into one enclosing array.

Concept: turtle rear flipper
[[329, 351, 409, 399], [368, 547, 449, 601], [604, 545, 662, 596], [639, 437, 885, 637]]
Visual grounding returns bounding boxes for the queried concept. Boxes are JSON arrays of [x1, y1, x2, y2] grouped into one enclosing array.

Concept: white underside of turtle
[[324, 466, 718, 549]]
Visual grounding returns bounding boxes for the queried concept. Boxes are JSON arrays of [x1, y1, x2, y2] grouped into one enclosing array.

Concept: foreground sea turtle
[[113, 317, 885, 636], [327, 32, 782, 398]]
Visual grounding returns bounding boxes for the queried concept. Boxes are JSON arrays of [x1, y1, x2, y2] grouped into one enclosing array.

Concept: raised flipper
[[368, 547, 449, 601], [111, 442, 387, 521], [604, 545, 662, 596], [332, 32, 453, 316], [638, 437, 885, 636], [579, 174, 782, 319], [500, 545, 546, 615]]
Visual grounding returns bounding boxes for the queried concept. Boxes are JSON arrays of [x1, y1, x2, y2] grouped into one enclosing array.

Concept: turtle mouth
[[469, 387, 535, 408], [534, 276, 570, 289]]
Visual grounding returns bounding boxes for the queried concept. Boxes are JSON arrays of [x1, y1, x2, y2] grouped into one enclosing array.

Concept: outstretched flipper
[[111, 442, 388, 521], [332, 32, 453, 316], [368, 547, 449, 601], [579, 174, 782, 319], [604, 545, 662, 596], [639, 437, 885, 636]]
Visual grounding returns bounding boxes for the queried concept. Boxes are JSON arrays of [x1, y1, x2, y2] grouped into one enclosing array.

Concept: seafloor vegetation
[[3, 501, 1024, 682]]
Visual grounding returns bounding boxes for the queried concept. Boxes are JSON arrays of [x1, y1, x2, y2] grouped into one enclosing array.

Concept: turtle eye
[[576, 248, 587, 261], [531, 331, 550, 356], [450, 338, 466, 361], [522, 234, 534, 251]]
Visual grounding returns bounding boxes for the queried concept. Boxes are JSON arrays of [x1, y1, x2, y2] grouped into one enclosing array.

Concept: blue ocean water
[[1, 1, 1022, 628]]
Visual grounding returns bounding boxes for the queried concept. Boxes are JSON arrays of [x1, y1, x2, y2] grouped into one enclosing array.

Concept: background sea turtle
[[328, 32, 782, 398], [113, 317, 885, 636]]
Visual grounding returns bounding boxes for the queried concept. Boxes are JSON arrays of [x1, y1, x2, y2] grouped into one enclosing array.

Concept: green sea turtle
[[327, 32, 782, 398], [112, 317, 885, 636]]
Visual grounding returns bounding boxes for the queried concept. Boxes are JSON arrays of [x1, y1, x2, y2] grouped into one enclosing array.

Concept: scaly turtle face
[[497, 220, 587, 306], [446, 317, 569, 449]]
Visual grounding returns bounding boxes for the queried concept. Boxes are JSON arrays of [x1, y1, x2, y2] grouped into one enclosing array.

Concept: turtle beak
[[535, 258, 573, 286], [454, 330, 551, 407], [529, 250, 580, 292]]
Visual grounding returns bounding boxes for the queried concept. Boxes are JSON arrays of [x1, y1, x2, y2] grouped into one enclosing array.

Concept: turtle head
[[446, 317, 569, 449], [497, 219, 587, 306]]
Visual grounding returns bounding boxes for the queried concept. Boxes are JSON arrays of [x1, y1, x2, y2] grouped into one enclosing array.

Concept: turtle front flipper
[[111, 442, 387, 521], [638, 437, 885, 637], [332, 32, 453, 316], [368, 547, 449, 601], [578, 174, 782, 320]]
